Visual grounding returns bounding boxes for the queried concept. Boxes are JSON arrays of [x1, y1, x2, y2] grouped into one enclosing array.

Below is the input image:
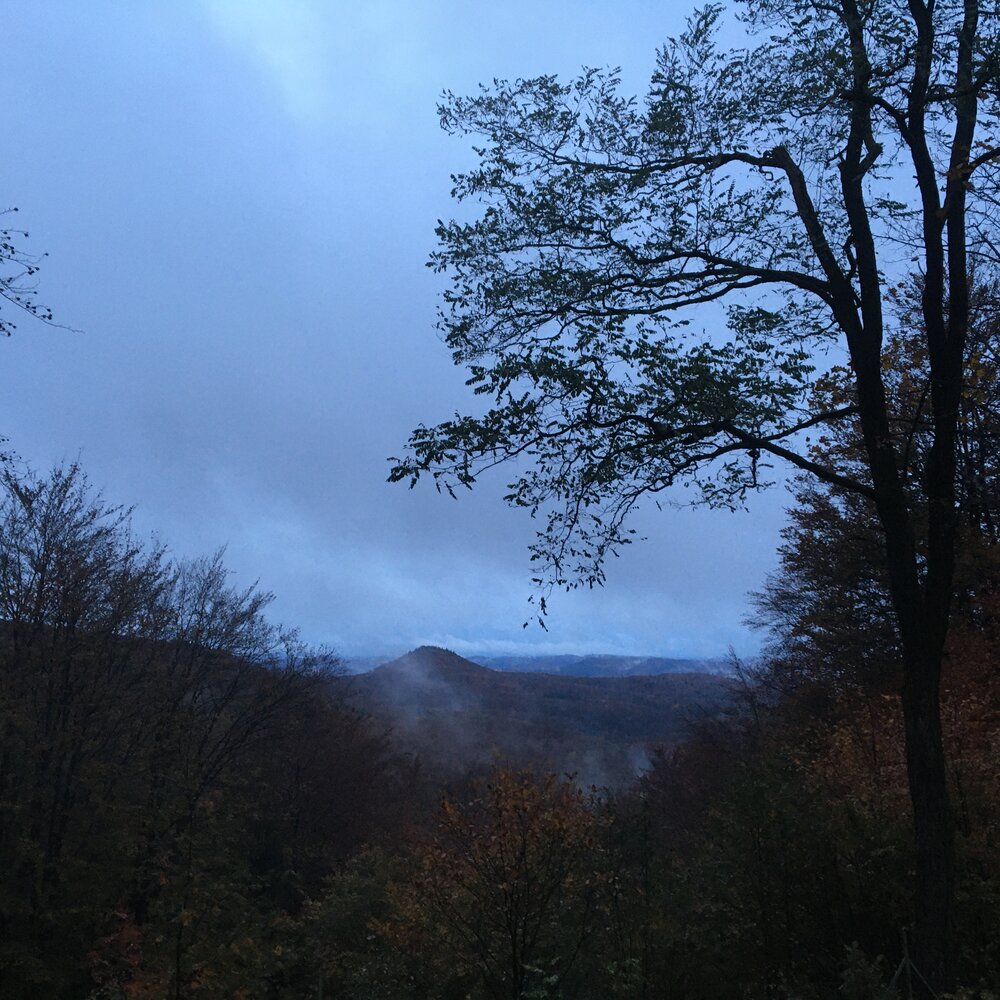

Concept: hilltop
[[345, 646, 734, 787]]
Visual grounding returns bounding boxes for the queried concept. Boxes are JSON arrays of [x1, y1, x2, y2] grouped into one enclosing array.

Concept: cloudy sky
[[1, 1, 789, 659]]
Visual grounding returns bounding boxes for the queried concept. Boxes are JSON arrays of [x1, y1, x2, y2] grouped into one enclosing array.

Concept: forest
[[3, 0, 1000, 996], [0, 327, 997, 996]]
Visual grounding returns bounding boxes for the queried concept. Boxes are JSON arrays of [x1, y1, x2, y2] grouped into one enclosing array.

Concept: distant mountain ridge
[[344, 650, 728, 676], [345, 646, 734, 787], [475, 653, 728, 676]]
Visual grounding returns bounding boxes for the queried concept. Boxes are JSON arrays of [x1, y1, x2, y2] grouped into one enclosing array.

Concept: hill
[[474, 652, 727, 676], [345, 646, 734, 787], [342, 651, 728, 676]]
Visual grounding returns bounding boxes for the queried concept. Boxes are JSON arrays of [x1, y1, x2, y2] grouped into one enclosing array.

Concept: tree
[[380, 768, 610, 1000], [2, 207, 62, 454], [0, 461, 169, 996], [1, 208, 53, 338], [392, 2, 1000, 987], [0, 461, 391, 999], [751, 276, 1000, 693]]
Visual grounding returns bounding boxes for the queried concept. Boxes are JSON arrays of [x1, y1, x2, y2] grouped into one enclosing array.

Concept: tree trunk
[[900, 634, 955, 992], [863, 426, 957, 991]]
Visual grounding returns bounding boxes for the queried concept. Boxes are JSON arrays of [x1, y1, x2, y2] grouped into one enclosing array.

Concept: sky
[[0, 1, 790, 659]]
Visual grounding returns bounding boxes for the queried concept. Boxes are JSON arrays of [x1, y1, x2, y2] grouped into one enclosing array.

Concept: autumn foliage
[[1, 448, 998, 997]]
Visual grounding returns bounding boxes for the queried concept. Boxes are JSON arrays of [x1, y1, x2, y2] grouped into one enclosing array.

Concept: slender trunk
[[900, 634, 954, 992], [857, 393, 956, 990], [868, 474, 956, 991], [829, 11, 960, 980]]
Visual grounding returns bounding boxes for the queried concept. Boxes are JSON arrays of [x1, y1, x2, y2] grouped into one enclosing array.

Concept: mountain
[[344, 646, 734, 788], [474, 653, 728, 676], [342, 651, 729, 676]]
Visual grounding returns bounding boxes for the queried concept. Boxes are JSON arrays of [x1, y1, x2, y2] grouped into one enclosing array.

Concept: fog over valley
[[3, 0, 998, 996]]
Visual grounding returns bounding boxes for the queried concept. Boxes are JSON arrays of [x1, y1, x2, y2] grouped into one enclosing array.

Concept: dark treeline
[[2, 373, 998, 998], [0, 462, 416, 998]]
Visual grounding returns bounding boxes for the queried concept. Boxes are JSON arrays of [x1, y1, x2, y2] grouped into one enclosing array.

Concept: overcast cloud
[[1, 1, 787, 658]]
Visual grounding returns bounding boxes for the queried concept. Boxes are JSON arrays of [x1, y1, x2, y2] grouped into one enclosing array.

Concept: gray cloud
[[1, 1, 784, 659]]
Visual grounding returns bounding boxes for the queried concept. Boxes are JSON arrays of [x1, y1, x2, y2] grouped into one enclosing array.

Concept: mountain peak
[[410, 644, 456, 658], [348, 647, 735, 788], [377, 645, 492, 679]]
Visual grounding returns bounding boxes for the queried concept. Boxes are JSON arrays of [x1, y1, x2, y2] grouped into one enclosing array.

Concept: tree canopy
[[394, 1, 998, 589], [392, 0, 1000, 987]]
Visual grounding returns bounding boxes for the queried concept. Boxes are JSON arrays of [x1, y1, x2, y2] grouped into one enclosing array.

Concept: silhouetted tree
[[393, 4, 1000, 984], [0, 461, 170, 995], [0, 461, 404, 999], [752, 276, 1000, 692], [0, 208, 53, 338]]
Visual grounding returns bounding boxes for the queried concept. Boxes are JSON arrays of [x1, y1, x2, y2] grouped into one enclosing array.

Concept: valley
[[343, 645, 735, 787]]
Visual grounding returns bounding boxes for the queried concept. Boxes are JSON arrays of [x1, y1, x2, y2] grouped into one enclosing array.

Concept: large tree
[[751, 277, 1000, 693], [392, 0, 1000, 987]]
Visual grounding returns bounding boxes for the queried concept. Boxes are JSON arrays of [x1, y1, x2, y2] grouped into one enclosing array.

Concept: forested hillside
[[4, 0, 1000, 995], [347, 645, 733, 785], [0, 464, 416, 997], [2, 445, 998, 997]]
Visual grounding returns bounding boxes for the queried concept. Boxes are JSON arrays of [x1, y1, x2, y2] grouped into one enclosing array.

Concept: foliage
[[372, 768, 616, 999], [391, 2, 1000, 984], [0, 461, 405, 998], [392, 1, 1000, 595], [0, 207, 53, 338], [303, 848, 414, 1000], [751, 277, 1000, 692], [0, 454, 997, 997]]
